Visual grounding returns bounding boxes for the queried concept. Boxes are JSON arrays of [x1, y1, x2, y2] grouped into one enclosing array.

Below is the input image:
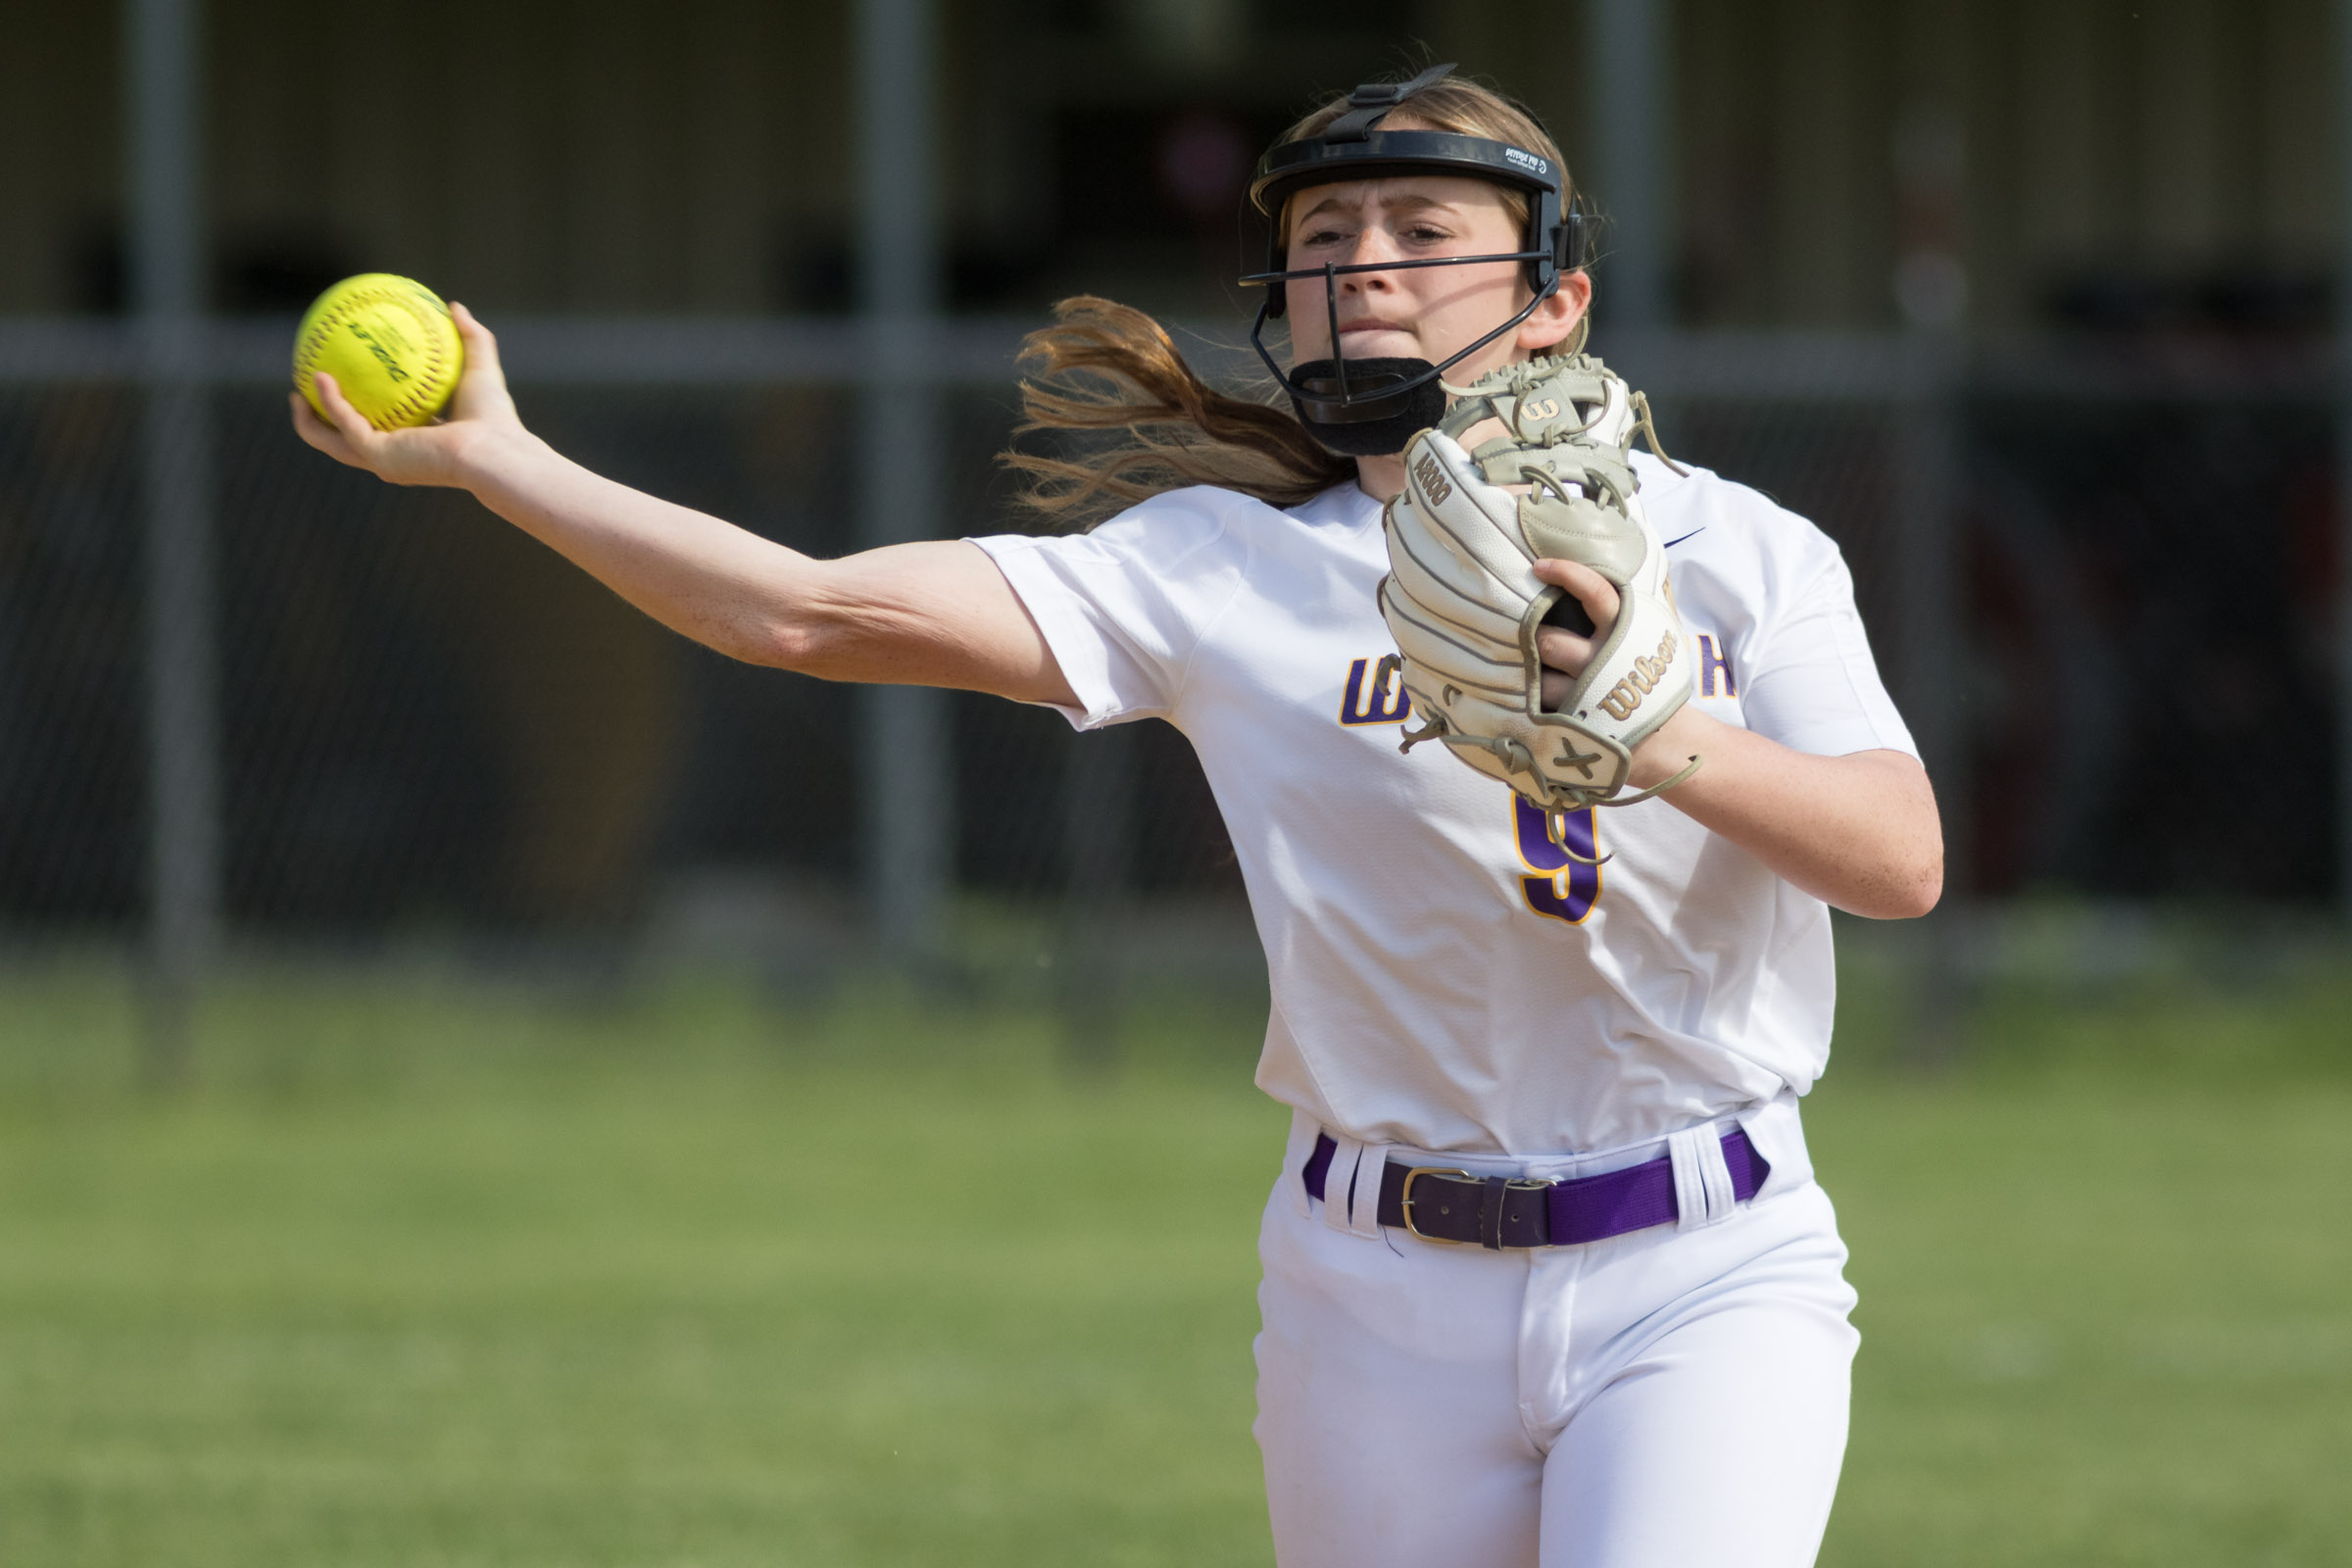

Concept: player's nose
[[1338, 237, 1402, 292]]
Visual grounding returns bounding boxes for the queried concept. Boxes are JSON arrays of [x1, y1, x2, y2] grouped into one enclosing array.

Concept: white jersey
[[971, 452, 1915, 1155]]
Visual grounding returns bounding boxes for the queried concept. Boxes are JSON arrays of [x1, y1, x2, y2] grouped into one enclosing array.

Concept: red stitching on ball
[[295, 283, 455, 428]]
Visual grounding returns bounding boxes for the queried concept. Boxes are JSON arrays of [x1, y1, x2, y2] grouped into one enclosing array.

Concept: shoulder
[[1005, 485, 1274, 571], [1637, 453, 1852, 603], [1028, 481, 1376, 572], [968, 486, 1292, 647], [1636, 453, 1841, 564]]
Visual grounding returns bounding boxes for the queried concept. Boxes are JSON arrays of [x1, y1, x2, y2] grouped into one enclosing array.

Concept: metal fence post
[[2336, 0, 2352, 924], [857, 0, 951, 970], [127, 0, 221, 1085], [1058, 725, 1135, 1073], [1891, 73, 1973, 1064], [1588, 0, 1675, 337], [1894, 335, 1969, 875]]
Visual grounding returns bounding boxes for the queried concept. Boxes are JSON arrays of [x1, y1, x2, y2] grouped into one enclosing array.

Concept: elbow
[[750, 597, 872, 678], [1819, 833, 1942, 920], [1869, 769, 1946, 919], [1857, 846, 1943, 921], [755, 614, 837, 674], [746, 567, 906, 679], [1890, 858, 1944, 920]]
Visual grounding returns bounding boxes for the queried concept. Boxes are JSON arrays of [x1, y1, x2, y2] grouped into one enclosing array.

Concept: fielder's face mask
[[1241, 62, 1590, 457]]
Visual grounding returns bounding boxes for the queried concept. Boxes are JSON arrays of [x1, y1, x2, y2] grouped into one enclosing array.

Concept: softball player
[[294, 65, 1940, 1568]]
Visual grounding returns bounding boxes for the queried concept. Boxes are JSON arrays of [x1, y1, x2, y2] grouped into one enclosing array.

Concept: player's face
[[1281, 172, 1557, 381]]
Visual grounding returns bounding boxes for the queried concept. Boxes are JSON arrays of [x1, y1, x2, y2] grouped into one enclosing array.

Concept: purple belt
[[1302, 1128, 1770, 1249]]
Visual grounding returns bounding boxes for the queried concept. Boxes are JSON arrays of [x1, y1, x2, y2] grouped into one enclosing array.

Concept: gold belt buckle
[[1399, 1166, 1476, 1244], [1401, 1167, 1555, 1247]]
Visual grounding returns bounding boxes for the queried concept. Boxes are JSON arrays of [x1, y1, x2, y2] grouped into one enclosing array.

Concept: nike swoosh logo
[[1662, 528, 1706, 549]]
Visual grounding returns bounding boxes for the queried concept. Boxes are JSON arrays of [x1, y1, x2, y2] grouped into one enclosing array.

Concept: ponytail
[[1002, 296, 1353, 529]]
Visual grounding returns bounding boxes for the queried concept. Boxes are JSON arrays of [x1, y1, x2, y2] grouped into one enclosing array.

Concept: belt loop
[[1318, 1135, 1366, 1234], [1669, 1124, 1739, 1230], [1340, 1143, 1391, 1240], [1319, 1137, 1392, 1239]]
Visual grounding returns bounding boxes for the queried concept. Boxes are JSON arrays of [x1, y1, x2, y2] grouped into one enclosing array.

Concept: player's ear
[[1517, 271, 1591, 353]]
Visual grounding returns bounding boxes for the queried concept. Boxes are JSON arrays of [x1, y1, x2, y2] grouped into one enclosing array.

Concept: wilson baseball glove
[[1377, 354, 1699, 855]]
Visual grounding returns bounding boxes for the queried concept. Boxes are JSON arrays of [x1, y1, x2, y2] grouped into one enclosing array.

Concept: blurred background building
[[0, 0, 2346, 1007]]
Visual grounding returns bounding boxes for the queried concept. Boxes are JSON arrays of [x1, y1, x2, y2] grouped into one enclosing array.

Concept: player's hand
[[1532, 557, 1620, 706], [289, 303, 525, 488], [1533, 555, 1711, 786]]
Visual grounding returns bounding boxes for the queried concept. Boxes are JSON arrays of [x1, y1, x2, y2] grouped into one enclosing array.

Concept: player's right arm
[[290, 305, 1077, 709]]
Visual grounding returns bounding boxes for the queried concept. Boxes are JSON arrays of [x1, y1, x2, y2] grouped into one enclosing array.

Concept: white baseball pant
[[1253, 1100, 1859, 1568]]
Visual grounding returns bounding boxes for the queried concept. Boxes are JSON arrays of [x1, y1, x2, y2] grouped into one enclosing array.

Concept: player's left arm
[[1626, 714, 1938, 920], [1535, 560, 1942, 920]]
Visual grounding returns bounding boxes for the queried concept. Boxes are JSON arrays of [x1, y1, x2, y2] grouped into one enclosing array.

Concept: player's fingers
[[312, 372, 381, 448], [293, 382, 382, 469], [289, 391, 356, 461], [445, 302, 519, 421], [449, 302, 502, 374], [1535, 623, 1595, 678], [1533, 558, 1621, 630]]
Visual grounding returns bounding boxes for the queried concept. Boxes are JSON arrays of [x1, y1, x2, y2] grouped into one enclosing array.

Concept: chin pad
[[1287, 358, 1449, 457]]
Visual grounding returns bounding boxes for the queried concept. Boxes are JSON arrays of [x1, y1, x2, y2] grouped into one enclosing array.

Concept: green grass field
[[1, 948, 2348, 1566]]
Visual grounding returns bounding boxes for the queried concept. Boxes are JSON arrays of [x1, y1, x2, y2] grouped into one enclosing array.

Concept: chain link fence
[[1646, 335, 2343, 907]]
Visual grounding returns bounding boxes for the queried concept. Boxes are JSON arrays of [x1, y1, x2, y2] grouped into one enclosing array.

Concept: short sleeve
[[1738, 547, 1918, 760], [968, 488, 1250, 730]]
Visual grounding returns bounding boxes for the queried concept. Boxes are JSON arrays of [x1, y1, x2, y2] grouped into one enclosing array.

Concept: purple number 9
[[1513, 798, 1600, 924]]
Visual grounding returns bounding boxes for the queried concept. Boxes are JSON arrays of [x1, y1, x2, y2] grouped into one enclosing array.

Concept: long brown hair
[[1002, 74, 1575, 528]]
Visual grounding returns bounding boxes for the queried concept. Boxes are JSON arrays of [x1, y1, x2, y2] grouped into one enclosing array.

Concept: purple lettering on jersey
[[1696, 633, 1738, 699], [1513, 797, 1600, 924], [1338, 656, 1413, 726]]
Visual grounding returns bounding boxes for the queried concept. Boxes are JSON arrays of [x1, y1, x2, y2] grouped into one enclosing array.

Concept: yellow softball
[[292, 273, 465, 430]]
